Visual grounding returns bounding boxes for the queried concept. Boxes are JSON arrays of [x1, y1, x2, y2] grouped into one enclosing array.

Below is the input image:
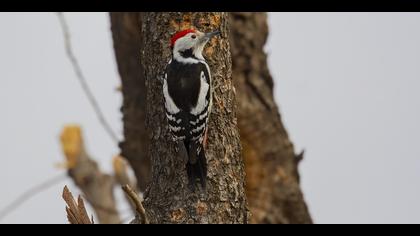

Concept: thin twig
[[0, 174, 67, 221], [122, 184, 149, 224], [56, 12, 119, 144], [113, 156, 138, 214]]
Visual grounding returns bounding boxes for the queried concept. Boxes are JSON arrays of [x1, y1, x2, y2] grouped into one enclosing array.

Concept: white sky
[[1, 12, 419, 224]]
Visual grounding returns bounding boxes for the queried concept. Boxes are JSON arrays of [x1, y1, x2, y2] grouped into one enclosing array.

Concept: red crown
[[170, 29, 196, 48]]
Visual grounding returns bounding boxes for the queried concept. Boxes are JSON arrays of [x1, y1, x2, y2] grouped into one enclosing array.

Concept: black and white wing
[[163, 59, 212, 144]]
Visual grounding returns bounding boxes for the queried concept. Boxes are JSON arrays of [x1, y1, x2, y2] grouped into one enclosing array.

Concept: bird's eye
[[191, 35, 196, 39]]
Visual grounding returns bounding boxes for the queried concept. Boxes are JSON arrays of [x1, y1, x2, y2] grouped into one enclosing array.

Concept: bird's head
[[170, 29, 220, 60]]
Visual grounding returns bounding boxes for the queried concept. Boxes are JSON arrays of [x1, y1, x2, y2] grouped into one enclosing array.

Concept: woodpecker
[[163, 28, 220, 190]]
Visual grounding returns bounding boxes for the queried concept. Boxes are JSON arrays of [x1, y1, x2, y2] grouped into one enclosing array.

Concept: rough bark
[[109, 12, 312, 224], [110, 12, 150, 191], [230, 12, 312, 224], [140, 12, 248, 224], [60, 125, 120, 224]]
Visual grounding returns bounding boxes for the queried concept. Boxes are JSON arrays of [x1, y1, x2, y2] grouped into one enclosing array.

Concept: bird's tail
[[185, 140, 207, 191]]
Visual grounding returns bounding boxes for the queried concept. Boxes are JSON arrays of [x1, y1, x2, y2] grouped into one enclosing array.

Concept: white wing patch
[[163, 75, 180, 114], [169, 124, 181, 132], [202, 61, 213, 122], [192, 123, 206, 134], [166, 113, 176, 121], [190, 71, 209, 115], [190, 112, 208, 126], [199, 112, 207, 121]]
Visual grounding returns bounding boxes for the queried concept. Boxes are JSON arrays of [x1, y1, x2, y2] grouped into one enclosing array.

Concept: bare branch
[[60, 125, 121, 224], [56, 12, 119, 144], [122, 184, 149, 224], [113, 156, 137, 214], [113, 155, 137, 190], [81, 194, 120, 216], [0, 174, 66, 222], [62, 185, 94, 224]]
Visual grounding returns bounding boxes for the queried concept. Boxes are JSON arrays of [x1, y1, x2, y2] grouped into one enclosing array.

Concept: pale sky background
[[1, 12, 419, 224]]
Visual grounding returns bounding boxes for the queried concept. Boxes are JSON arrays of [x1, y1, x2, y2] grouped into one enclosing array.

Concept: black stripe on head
[[180, 48, 196, 59]]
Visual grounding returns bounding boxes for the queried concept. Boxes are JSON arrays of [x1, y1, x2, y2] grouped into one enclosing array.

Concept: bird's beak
[[204, 31, 221, 40], [199, 31, 221, 44]]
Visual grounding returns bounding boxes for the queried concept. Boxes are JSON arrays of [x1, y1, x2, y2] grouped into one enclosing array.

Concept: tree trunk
[[230, 12, 312, 224], [140, 12, 248, 224], [109, 12, 312, 224], [110, 12, 150, 191]]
